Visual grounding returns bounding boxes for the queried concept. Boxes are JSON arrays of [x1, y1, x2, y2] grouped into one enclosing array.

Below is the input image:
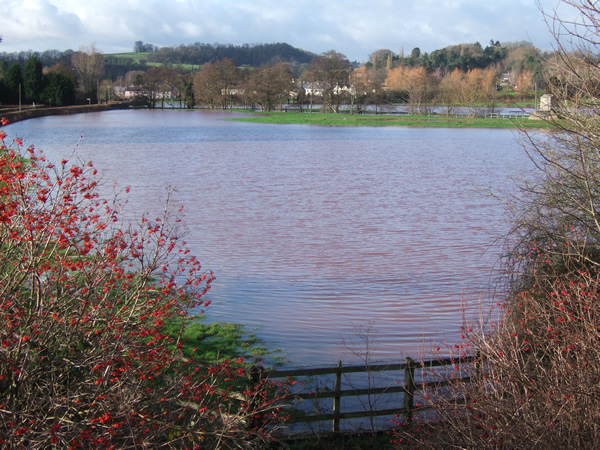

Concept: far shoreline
[[1, 104, 554, 130], [0, 102, 131, 125]]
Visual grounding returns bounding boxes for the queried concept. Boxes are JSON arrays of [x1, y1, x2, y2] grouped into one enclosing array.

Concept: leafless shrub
[[393, 2, 600, 447]]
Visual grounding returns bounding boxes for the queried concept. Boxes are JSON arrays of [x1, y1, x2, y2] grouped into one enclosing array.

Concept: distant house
[[123, 87, 174, 100], [332, 84, 351, 95], [221, 88, 245, 96], [302, 82, 351, 96], [113, 86, 127, 97], [303, 82, 323, 97], [123, 87, 148, 99], [499, 71, 514, 88]]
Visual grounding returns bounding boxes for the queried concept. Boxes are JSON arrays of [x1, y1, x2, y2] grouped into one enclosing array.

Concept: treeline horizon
[[0, 39, 550, 111], [0, 39, 544, 76]]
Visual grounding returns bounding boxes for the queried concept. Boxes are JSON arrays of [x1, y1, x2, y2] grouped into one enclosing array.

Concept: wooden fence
[[266, 355, 476, 433]]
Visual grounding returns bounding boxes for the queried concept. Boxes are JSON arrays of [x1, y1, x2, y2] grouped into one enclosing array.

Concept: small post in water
[[332, 360, 342, 432], [404, 357, 416, 424]]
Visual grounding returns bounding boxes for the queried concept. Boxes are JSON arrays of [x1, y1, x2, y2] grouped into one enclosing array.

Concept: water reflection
[[6, 110, 528, 366]]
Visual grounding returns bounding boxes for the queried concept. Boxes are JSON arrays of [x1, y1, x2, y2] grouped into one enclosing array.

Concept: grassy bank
[[229, 111, 554, 129], [163, 316, 285, 366]]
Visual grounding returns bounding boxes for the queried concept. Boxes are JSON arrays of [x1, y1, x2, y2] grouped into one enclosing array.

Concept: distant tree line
[[103, 56, 149, 80], [0, 46, 105, 106], [0, 55, 76, 106], [0, 39, 558, 112], [179, 43, 545, 114], [144, 42, 315, 67], [0, 42, 315, 71], [133, 40, 158, 53], [0, 42, 317, 102], [369, 40, 545, 82], [0, 49, 75, 70]]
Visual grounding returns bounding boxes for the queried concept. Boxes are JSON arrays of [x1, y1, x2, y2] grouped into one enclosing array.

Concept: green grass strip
[[229, 111, 554, 129]]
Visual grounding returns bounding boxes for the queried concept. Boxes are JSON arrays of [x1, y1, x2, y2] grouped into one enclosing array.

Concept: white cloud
[[1, 0, 83, 49]]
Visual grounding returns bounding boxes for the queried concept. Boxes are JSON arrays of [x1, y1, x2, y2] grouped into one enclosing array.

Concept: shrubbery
[[393, 1, 600, 447], [0, 121, 285, 447]]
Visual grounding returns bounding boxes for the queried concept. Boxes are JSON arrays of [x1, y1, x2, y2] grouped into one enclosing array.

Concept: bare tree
[[349, 66, 388, 114], [385, 66, 436, 114], [244, 63, 294, 111], [507, 0, 600, 289], [141, 66, 162, 108], [307, 51, 352, 113], [158, 66, 177, 109], [71, 44, 104, 103], [394, 2, 600, 447], [193, 59, 240, 110], [176, 72, 195, 109], [349, 66, 370, 114], [342, 323, 397, 443]]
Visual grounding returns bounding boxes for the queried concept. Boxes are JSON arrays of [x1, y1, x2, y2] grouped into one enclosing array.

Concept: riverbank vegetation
[[392, 1, 600, 447], [0, 128, 289, 447], [162, 317, 285, 365]]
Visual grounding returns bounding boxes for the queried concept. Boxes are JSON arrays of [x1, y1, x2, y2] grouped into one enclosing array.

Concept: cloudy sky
[[0, 0, 578, 62]]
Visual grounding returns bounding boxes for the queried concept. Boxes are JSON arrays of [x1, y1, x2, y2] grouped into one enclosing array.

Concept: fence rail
[[267, 355, 476, 433]]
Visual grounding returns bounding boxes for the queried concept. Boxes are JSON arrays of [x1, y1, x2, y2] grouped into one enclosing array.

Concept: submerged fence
[[266, 355, 476, 433]]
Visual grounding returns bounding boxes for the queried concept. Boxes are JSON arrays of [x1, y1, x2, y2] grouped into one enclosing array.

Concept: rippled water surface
[[6, 110, 530, 366]]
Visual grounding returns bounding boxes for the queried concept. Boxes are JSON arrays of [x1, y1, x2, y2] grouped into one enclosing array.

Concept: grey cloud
[[0, 0, 564, 60]]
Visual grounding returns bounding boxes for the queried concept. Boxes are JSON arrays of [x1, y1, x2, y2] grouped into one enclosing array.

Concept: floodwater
[[5, 109, 531, 367]]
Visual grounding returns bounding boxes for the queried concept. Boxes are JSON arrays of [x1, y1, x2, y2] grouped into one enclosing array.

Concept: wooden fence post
[[403, 357, 416, 424], [267, 357, 476, 433], [332, 360, 342, 432]]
